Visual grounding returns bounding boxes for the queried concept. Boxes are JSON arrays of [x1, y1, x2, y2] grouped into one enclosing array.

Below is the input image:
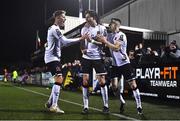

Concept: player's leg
[[94, 60, 109, 114], [128, 80, 142, 115], [82, 74, 89, 114], [111, 66, 126, 113], [122, 64, 143, 115], [81, 58, 91, 114], [49, 75, 64, 113], [46, 61, 64, 114], [97, 74, 109, 114], [111, 77, 118, 96], [45, 76, 55, 108], [45, 86, 53, 108], [119, 75, 126, 113]]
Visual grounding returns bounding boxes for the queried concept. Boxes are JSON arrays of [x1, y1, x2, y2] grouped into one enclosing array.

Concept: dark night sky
[[0, 0, 129, 67]]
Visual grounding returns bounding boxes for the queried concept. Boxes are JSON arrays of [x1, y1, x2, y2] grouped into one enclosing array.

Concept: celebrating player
[[44, 10, 88, 114], [80, 10, 109, 114], [97, 18, 143, 115]]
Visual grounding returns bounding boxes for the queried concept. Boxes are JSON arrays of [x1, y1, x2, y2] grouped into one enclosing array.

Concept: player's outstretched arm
[[61, 33, 89, 43]]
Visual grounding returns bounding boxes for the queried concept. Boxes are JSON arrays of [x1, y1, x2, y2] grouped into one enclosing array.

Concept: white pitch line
[[14, 86, 138, 121]]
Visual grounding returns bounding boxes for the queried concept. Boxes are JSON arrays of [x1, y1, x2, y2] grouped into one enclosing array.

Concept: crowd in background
[[128, 40, 180, 67]]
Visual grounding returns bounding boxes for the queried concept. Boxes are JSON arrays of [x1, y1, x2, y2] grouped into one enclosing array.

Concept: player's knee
[[112, 81, 118, 88], [112, 84, 118, 90], [97, 75, 105, 81], [83, 74, 89, 81], [82, 74, 89, 87], [82, 80, 89, 87], [99, 77, 106, 87], [129, 81, 137, 90], [131, 85, 137, 90], [54, 75, 63, 85]]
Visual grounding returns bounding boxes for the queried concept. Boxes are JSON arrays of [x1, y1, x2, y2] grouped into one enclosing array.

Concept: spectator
[[4, 68, 8, 82], [128, 50, 137, 68], [12, 69, 18, 83], [134, 43, 146, 64], [161, 40, 180, 63], [141, 47, 160, 64]]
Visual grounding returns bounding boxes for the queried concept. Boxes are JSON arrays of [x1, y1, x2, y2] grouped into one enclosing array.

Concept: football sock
[[120, 93, 125, 104], [82, 87, 89, 109], [100, 85, 109, 108], [133, 88, 142, 108], [48, 86, 54, 104], [52, 84, 60, 107]]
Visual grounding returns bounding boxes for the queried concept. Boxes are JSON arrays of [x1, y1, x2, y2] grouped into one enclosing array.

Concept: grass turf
[[0, 81, 180, 120]]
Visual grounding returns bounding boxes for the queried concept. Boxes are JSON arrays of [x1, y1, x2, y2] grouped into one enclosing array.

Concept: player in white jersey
[[44, 10, 88, 114], [80, 10, 109, 114], [108, 18, 126, 113], [97, 18, 143, 115]]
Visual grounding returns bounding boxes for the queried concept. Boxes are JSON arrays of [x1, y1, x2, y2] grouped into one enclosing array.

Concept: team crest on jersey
[[103, 29, 108, 36], [120, 35, 124, 41], [56, 29, 62, 37]]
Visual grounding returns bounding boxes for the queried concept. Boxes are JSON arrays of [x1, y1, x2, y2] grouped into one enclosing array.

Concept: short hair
[[111, 18, 121, 24], [46, 10, 66, 27], [85, 10, 100, 24], [170, 40, 176, 45], [53, 10, 66, 18]]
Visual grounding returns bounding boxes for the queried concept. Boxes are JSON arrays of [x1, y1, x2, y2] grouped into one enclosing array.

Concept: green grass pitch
[[0, 82, 180, 120]]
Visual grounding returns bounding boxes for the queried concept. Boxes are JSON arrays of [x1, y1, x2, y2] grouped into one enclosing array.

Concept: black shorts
[[81, 58, 107, 75], [46, 61, 62, 76], [111, 63, 136, 82]]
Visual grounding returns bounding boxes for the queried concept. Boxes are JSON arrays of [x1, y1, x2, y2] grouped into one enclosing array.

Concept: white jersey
[[107, 31, 130, 66], [44, 24, 79, 64], [81, 24, 107, 60]]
